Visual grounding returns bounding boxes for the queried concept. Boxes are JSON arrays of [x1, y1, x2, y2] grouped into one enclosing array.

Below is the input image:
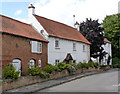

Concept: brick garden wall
[[2, 68, 101, 91]]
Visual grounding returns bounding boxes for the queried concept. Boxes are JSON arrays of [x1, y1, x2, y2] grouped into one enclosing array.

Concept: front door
[[12, 59, 21, 77]]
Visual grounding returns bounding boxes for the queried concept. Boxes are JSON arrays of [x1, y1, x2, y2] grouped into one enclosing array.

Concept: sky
[[1, 0, 120, 27]]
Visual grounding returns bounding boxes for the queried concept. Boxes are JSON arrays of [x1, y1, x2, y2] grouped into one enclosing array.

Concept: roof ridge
[[35, 15, 77, 30], [0, 14, 29, 26]]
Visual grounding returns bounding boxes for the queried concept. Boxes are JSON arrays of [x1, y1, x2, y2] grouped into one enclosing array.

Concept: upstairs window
[[83, 45, 85, 52], [31, 41, 42, 53], [55, 40, 59, 48], [37, 42, 42, 53], [73, 43, 76, 51]]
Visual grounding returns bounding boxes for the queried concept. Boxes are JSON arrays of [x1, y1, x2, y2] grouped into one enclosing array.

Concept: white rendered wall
[[102, 43, 112, 65], [28, 9, 90, 65], [48, 37, 90, 65]]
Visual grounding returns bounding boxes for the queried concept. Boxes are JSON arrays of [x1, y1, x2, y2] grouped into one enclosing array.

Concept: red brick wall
[[2, 33, 48, 75]]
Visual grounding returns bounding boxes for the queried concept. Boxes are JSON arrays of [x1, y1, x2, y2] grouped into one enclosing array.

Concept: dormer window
[[55, 39, 59, 48], [40, 30, 44, 35]]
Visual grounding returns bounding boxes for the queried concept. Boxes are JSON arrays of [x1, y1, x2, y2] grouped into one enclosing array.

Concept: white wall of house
[[48, 37, 90, 65], [28, 4, 90, 65], [102, 42, 112, 65], [92, 42, 112, 65]]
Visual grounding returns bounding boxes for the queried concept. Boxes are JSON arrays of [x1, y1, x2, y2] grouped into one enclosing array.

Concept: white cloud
[[32, 0, 119, 27], [14, 10, 22, 16], [14, 18, 29, 24]]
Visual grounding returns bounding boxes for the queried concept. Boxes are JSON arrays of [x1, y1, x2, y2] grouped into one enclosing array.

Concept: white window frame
[[55, 39, 60, 49], [73, 42, 76, 51], [31, 41, 42, 53]]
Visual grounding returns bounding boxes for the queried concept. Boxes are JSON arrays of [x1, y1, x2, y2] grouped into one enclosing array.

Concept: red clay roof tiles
[[34, 15, 91, 44], [1, 15, 48, 42], [104, 38, 111, 44]]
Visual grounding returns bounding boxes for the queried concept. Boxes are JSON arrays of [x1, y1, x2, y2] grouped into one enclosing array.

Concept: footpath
[[3, 69, 115, 94]]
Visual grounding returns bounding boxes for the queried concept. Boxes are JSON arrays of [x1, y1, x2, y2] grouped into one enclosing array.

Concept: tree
[[79, 18, 106, 64], [102, 13, 120, 58]]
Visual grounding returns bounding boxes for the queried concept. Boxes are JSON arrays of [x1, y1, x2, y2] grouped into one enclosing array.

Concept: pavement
[[3, 69, 115, 94]]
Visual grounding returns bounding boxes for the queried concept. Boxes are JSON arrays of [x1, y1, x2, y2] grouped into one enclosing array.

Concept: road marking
[[113, 84, 120, 87]]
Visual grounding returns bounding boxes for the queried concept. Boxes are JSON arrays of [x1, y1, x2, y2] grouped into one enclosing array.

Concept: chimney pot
[[28, 4, 35, 9]]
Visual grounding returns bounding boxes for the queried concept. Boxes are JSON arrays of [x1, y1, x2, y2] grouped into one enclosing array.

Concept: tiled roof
[[34, 15, 91, 44], [104, 38, 111, 44], [1, 15, 48, 42]]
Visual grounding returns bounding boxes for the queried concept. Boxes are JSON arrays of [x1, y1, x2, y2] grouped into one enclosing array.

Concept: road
[[38, 69, 119, 92]]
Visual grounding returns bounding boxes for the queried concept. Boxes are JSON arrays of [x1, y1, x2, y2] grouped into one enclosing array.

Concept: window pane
[[37, 42, 42, 53], [73, 43, 76, 51], [83, 45, 85, 51], [55, 40, 59, 48], [38, 60, 41, 67], [29, 59, 35, 68]]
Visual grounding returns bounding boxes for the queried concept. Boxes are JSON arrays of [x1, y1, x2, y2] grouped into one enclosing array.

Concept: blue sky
[[1, 0, 119, 26], [1, 2, 30, 19]]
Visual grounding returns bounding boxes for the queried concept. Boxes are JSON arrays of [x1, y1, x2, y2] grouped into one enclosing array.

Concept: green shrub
[[66, 64, 76, 74], [57, 62, 68, 72], [113, 63, 120, 68], [39, 71, 50, 79], [78, 62, 89, 69], [94, 62, 99, 68], [28, 66, 50, 78], [44, 64, 57, 73], [112, 57, 120, 64], [3, 65, 20, 80], [28, 66, 41, 76], [88, 61, 94, 68], [69, 62, 77, 70], [77, 62, 82, 69], [112, 57, 120, 68]]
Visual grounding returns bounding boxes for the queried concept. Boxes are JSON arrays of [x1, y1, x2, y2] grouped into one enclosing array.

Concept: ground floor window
[[38, 59, 42, 67], [73, 60, 76, 63], [55, 59, 59, 65], [29, 59, 35, 68]]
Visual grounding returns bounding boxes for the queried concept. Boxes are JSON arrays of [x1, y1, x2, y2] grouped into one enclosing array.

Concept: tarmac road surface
[[38, 69, 119, 92]]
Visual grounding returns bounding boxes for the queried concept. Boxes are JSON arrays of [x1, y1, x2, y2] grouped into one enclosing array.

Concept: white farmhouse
[[101, 38, 112, 65], [91, 38, 112, 65], [28, 4, 91, 65]]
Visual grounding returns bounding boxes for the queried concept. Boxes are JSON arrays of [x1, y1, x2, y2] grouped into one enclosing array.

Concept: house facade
[[28, 4, 91, 65], [1, 15, 48, 75], [91, 38, 112, 65], [101, 38, 112, 65]]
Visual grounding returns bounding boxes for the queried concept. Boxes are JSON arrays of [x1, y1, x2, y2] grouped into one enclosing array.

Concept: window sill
[[55, 47, 60, 49], [73, 50, 76, 51], [32, 52, 42, 54]]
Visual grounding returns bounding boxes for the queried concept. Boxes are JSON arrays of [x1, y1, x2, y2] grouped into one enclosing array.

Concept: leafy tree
[[79, 18, 106, 64], [102, 13, 120, 58]]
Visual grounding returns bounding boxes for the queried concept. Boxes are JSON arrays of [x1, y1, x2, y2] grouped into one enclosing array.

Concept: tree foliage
[[102, 13, 120, 58], [79, 18, 106, 63]]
